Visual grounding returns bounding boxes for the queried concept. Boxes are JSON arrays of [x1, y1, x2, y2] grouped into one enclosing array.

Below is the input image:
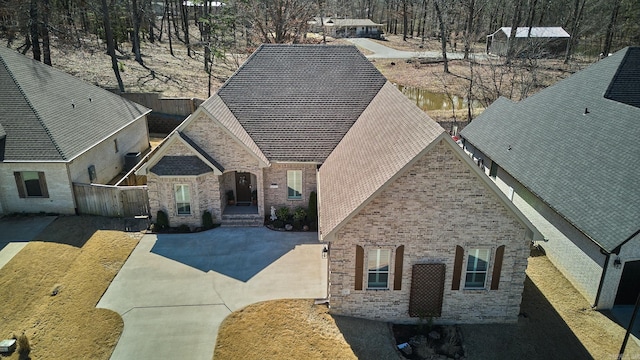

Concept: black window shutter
[[355, 245, 364, 290], [491, 245, 505, 290], [393, 245, 404, 290], [14, 172, 26, 198], [452, 245, 464, 290]]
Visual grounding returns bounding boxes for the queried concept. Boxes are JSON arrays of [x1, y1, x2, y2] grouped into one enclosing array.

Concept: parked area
[[97, 227, 327, 360], [1, 216, 638, 359]]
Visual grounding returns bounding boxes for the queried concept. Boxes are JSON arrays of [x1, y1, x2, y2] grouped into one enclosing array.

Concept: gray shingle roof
[[0, 46, 150, 161], [493, 27, 570, 38], [217, 44, 386, 162], [150, 156, 213, 176], [319, 82, 446, 238], [460, 46, 640, 252]]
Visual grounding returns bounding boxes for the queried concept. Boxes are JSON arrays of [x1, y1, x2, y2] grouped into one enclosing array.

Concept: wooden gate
[[73, 183, 149, 217]]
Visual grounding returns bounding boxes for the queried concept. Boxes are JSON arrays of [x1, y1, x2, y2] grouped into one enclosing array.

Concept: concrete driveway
[[347, 38, 487, 60], [97, 227, 327, 360], [0, 215, 57, 269]]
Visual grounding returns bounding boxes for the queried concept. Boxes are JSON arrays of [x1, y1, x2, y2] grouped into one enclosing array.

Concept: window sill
[[176, 213, 192, 216], [287, 198, 303, 201], [463, 287, 487, 291], [366, 287, 390, 291]]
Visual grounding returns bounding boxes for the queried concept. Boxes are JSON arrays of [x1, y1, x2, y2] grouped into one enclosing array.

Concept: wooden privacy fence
[[119, 93, 204, 116], [73, 183, 149, 218]]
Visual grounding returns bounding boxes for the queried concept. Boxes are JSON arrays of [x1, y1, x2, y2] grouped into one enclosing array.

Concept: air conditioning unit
[[124, 152, 142, 172]]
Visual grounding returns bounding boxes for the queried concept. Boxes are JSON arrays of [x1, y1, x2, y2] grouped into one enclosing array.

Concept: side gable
[[178, 97, 269, 168], [137, 131, 222, 176]]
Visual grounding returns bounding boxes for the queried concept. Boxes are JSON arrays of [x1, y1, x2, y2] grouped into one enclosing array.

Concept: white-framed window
[[14, 171, 49, 198], [465, 249, 490, 289], [175, 184, 191, 215], [287, 170, 302, 200], [367, 249, 391, 289]]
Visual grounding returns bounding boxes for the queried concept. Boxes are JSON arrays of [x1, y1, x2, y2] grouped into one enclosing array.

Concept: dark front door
[[235, 172, 252, 204], [615, 260, 640, 305]]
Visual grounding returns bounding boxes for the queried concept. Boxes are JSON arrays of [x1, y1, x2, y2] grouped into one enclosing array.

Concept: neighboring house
[[486, 27, 570, 56], [460, 47, 640, 311], [0, 46, 151, 215], [140, 44, 542, 323], [314, 18, 385, 39]]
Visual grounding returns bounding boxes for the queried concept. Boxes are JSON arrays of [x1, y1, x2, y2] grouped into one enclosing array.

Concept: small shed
[[486, 27, 570, 56]]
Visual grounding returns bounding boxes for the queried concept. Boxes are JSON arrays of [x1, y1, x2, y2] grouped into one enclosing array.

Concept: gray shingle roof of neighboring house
[[150, 156, 213, 176], [0, 46, 150, 162], [492, 27, 570, 38], [329, 19, 384, 27], [319, 82, 446, 238], [216, 44, 387, 163], [460, 46, 640, 253]]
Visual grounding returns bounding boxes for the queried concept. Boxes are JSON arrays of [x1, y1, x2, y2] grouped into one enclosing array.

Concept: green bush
[[293, 207, 307, 222], [176, 224, 191, 233], [202, 210, 215, 229], [272, 219, 284, 228], [156, 210, 169, 230], [275, 206, 290, 221], [308, 191, 318, 219], [226, 190, 235, 201]]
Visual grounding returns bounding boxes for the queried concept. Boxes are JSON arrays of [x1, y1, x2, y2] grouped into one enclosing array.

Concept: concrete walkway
[[347, 38, 487, 60], [0, 216, 57, 269], [98, 227, 327, 360]]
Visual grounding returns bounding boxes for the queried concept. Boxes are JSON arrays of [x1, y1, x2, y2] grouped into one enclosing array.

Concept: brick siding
[[329, 140, 530, 324]]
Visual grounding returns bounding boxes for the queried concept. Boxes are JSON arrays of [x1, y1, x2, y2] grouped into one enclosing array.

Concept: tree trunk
[[131, 0, 143, 65], [165, 0, 174, 56], [506, 0, 523, 64], [101, 0, 125, 93], [564, 0, 586, 64], [433, 0, 448, 73], [30, 0, 41, 62], [41, 0, 52, 65], [402, 0, 408, 41], [181, 1, 191, 56], [602, 0, 621, 57], [464, 0, 475, 59]]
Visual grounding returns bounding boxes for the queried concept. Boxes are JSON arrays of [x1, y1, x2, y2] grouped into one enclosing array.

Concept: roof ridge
[[0, 50, 66, 160]]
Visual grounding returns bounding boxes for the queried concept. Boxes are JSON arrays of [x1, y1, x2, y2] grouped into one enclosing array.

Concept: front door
[[235, 172, 252, 204]]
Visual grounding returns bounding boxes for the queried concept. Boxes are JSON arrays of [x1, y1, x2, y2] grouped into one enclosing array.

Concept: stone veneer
[[328, 140, 530, 324], [262, 162, 317, 213]]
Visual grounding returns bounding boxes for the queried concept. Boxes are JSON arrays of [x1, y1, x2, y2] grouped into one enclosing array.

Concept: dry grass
[[0, 216, 141, 359], [214, 299, 358, 360], [526, 254, 640, 359]]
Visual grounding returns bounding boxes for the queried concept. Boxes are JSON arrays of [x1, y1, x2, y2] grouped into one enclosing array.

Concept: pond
[[396, 84, 480, 112]]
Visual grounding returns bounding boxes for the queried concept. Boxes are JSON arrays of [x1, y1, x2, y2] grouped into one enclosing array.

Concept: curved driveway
[[98, 227, 327, 360], [348, 38, 486, 60]]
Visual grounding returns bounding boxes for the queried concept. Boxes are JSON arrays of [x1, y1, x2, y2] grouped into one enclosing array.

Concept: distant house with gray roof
[[0, 46, 151, 215], [486, 26, 570, 56], [460, 47, 640, 310], [309, 17, 384, 39], [140, 44, 542, 323]]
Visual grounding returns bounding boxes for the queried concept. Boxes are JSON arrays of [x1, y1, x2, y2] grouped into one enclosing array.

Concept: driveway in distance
[[97, 227, 327, 360], [347, 38, 486, 60], [0, 215, 57, 269]]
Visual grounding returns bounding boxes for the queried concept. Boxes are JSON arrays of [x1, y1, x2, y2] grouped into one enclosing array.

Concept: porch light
[[322, 246, 329, 259], [613, 257, 622, 269]]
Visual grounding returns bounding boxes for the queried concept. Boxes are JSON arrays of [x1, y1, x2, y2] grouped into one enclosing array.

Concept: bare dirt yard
[[0, 216, 144, 359], [215, 248, 640, 360]]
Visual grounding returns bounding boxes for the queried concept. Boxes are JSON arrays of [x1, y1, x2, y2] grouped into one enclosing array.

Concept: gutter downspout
[[593, 249, 611, 308]]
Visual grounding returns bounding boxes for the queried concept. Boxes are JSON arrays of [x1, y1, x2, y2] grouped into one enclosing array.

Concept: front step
[[221, 214, 263, 227]]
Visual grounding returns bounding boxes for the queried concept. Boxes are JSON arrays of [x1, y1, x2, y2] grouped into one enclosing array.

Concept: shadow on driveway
[[151, 227, 320, 282]]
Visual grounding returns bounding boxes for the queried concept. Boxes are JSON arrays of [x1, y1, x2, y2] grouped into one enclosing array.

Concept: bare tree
[[101, 0, 125, 93], [601, 0, 621, 57], [433, 0, 449, 73]]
